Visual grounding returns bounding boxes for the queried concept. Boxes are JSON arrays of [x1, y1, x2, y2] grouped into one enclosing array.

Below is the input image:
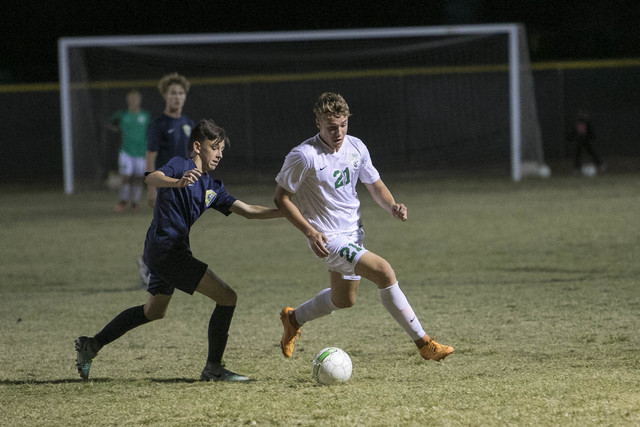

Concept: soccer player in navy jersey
[[138, 73, 194, 285], [145, 72, 195, 208], [76, 119, 283, 382]]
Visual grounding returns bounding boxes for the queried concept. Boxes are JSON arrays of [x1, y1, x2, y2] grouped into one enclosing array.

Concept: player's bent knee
[[333, 295, 356, 309], [220, 286, 237, 306], [370, 264, 397, 289], [334, 300, 355, 309], [357, 253, 397, 288], [144, 294, 171, 320], [197, 271, 237, 305], [143, 307, 167, 321], [146, 312, 165, 321], [376, 260, 396, 285], [209, 282, 237, 306]]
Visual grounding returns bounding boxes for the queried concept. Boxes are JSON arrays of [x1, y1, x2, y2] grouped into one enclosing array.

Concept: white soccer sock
[[378, 282, 426, 341], [294, 288, 339, 325], [120, 183, 131, 202], [132, 183, 143, 203]]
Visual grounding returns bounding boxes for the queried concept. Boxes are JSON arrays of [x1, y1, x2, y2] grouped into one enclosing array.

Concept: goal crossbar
[[59, 24, 529, 193]]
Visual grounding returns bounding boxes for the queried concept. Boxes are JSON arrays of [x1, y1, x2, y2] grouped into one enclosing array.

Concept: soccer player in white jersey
[[275, 92, 454, 362]]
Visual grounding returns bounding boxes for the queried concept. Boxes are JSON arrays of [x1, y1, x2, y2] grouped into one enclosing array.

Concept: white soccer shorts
[[118, 152, 146, 177], [321, 228, 368, 281]]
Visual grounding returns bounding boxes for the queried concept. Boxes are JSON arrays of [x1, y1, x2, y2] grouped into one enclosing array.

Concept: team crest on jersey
[[349, 152, 361, 168], [205, 190, 217, 207], [183, 124, 192, 137]]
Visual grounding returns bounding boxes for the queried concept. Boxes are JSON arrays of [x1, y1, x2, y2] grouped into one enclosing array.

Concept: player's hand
[[391, 203, 407, 221], [177, 168, 202, 187], [307, 230, 330, 258]]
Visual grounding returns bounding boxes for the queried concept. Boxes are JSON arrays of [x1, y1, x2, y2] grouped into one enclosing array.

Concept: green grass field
[[1, 173, 639, 426]]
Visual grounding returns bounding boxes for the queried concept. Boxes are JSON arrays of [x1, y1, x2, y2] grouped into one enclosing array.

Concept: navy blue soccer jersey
[[146, 113, 195, 169], [144, 157, 237, 260]]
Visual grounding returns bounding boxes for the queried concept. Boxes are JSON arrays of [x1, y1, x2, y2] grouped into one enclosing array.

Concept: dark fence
[[1, 60, 638, 186]]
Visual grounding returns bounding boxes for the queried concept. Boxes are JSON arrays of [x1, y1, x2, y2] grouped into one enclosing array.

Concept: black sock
[[206, 305, 236, 367], [94, 305, 150, 348]]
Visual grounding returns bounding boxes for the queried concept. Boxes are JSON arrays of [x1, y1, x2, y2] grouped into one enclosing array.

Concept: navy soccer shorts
[[145, 248, 208, 296]]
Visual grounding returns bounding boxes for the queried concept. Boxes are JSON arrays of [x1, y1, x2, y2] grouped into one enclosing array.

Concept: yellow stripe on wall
[[532, 58, 640, 70], [1, 58, 639, 94], [0, 82, 60, 93]]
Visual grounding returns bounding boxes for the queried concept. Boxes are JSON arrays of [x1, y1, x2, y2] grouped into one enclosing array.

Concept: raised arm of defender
[[230, 200, 282, 219]]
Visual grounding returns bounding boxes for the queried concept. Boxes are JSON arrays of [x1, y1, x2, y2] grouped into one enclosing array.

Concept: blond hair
[[313, 92, 351, 119], [158, 72, 191, 95]]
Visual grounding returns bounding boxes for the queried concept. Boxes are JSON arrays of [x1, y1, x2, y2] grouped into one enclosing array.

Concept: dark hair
[[189, 119, 230, 151]]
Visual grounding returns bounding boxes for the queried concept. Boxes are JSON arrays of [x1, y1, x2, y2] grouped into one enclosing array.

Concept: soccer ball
[[581, 164, 597, 177], [312, 347, 352, 385], [538, 164, 552, 178]]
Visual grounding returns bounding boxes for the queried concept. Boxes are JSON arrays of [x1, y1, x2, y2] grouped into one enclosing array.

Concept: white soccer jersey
[[276, 134, 380, 234]]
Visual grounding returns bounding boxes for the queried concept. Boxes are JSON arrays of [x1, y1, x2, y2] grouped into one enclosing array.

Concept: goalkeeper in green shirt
[[109, 89, 151, 212]]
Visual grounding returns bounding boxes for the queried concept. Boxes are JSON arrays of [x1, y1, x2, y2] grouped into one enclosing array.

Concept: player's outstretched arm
[[229, 200, 283, 219], [145, 169, 201, 188], [364, 179, 408, 222]]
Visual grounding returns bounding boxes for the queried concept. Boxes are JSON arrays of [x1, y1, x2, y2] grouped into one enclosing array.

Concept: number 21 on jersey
[[333, 168, 350, 189]]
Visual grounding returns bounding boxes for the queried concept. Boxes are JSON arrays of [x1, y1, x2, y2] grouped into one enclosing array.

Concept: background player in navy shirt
[[145, 72, 195, 208], [137, 72, 194, 285], [76, 119, 283, 382]]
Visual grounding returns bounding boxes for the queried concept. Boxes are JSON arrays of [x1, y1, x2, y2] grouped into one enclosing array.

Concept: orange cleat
[[114, 201, 127, 212], [419, 338, 454, 361], [280, 307, 301, 357]]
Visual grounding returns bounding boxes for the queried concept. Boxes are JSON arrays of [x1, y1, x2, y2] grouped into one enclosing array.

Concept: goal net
[[59, 24, 545, 193]]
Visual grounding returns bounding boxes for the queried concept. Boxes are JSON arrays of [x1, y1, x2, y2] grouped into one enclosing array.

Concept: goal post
[[59, 24, 544, 194]]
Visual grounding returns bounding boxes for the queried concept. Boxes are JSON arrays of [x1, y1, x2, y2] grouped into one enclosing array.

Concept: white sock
[[120, 183, 131, 202], [295, 288, 338, 325], [378, 282, 426, 341], [132, 183, 143, 204]]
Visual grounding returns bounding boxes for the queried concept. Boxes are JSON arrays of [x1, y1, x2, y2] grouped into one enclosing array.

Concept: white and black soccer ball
[[312, 347, 352, 385]]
